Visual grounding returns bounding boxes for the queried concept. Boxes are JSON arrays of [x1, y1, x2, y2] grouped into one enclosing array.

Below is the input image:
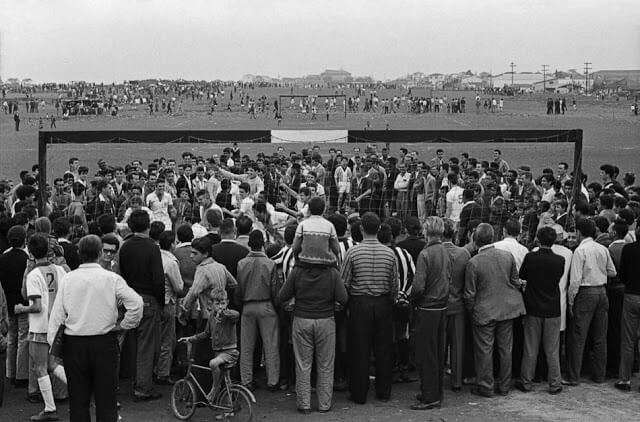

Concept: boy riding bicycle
[[179, 289, 239, 403]]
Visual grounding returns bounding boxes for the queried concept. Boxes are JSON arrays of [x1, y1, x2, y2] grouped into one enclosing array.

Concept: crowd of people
[[0, 142, 639, 421]]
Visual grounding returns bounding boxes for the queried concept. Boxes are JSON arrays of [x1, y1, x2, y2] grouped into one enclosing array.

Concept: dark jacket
[[211, 240, 250, 278], [519, 248, 565, 318], [620, 240, 640, 295], [443, 242, 471, 315], [458, 201, 483, 245], [118, 234, 165, 306], [397, 235, 426, 263], [411, 240, 451, 310], [279, 265, 347, 319], [464, 245, 526, 325], [0, 248, 29, 315]]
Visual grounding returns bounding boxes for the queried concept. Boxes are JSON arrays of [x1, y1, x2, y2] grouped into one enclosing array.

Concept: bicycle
[[171, 342, 256, 421]]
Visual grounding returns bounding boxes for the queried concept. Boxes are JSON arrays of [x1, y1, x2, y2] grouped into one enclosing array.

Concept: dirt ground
[[3, 370, 640, 422], [1, 90, 638, 182]]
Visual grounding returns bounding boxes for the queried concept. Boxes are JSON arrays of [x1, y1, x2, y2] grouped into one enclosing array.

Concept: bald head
[[474, 223, 494, 247]]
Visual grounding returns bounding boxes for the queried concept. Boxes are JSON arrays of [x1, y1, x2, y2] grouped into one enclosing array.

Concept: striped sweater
[[341, 238, 399, 299]]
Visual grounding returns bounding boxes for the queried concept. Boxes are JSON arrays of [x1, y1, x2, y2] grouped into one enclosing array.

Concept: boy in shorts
[[179, 289, 239, 403], [15, 234, 67, 421]]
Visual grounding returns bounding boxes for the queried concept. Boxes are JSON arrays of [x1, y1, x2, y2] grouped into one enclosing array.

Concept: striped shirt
[[337, 237, 357, 263], [391, 246, 415, 294], [341, 238, 399, 299]]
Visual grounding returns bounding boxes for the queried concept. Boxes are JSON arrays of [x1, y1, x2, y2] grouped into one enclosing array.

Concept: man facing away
[[564, 218, 616, 386], [341, 212, 398, 404], [118, 210, 165, 401], [464, 223, 525, 397], [515, 227, 565, 395], [48, 235, 142, 422], [410, 217, 451, 410]]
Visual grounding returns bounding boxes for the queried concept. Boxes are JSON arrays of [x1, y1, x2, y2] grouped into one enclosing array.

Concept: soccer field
[[1, 90, 638, 182]]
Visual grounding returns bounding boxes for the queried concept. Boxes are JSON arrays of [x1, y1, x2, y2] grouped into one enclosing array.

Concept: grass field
[[1, 89, 638, 182]]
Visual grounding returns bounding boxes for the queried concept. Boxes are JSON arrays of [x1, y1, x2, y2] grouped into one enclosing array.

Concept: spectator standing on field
[[515, 227, 565, 394], [341, 212, 398, 404], [464, 224, 525, 397], [118, 210, 165, 401], [48, 235, 142, 422]]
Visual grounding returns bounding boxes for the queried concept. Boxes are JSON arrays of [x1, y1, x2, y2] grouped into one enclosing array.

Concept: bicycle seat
[[220, 362, 237, 370]]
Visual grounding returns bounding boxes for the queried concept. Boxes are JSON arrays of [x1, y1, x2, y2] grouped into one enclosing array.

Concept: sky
[[1, 0, 639, 83]]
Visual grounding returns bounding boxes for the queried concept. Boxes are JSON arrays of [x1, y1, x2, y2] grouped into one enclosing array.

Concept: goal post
[[37, 128, 582, 216], [278, 94, 347, 119]]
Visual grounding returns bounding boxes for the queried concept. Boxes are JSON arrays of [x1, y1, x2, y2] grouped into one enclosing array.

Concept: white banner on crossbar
[[270, 130, 348, 144]]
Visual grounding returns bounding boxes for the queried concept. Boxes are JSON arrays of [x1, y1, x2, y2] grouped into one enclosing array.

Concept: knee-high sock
[[38, 375, 56, 412], [52, 365, 67, 385]]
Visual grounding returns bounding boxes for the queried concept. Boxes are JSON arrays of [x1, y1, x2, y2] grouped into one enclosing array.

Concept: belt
[[579, 284, 606, 289]]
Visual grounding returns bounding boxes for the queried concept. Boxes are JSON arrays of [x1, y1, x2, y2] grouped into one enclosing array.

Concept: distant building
[[320, 69, 353, 85], [592, 70, 640, 91], [491, 72, 544, 88]]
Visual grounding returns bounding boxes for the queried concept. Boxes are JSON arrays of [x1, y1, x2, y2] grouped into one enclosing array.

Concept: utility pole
[[510, 62, 516, 87], [584, 62, 592, 95], [542, 64, 549, 92]]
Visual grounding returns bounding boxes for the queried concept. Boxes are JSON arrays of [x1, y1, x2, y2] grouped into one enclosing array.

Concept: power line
[[541, 64, 549, 92], [584, 62, 592, 95]]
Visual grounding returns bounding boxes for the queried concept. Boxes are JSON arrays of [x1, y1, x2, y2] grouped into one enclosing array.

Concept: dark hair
[[238, 182, 251, 193], [12, 212, 29, 227], [573, 200, 590, 216], [618, 208, 635, 226], [614, 196, 628, 210], [384, 217, 403, 238], [97, 213, 116, 235], [28, 233, 49, 259], [101, 233, 120, 252], [600, 164, 615, 179], [149, 221, 166, 241], [443, 219, 455, 240], [463, 188, 475, 201], [176, 224, 194, 243], [159, 230, 175, 251], [128, 209, 150, 233], [219, 218, 236, 236], [593, 216, 609, 234], [576, 218, 596, 238], [377, 223, 393, 244], [236, 216, 253, 235], [599, 195, 614, 209], [308, 196, 325, 215], [53, 217, 71, 238], [191, 236, 212, 255], [612, 219, 629, 239], [328, 214, 347, 237], [360, 212, 380, 235], [350, 221, 363, 242], [536, 226, 557, 247], [7, 225, 27, 248], [504, 219, 521, 237], [284, 225, 297, 245], [16, 185, 36, 201], [405, 216, 422, 236], [248, 230, 265, 250]]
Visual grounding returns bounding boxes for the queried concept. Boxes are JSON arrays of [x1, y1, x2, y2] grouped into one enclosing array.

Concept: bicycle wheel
[[171, 379, 197, 420], [216, 385, 254, 422]]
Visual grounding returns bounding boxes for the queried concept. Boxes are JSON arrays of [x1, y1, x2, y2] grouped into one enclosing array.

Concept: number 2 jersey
[[25, 263, 67, 334]]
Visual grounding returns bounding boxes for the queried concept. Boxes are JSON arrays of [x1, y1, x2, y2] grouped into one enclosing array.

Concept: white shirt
[[445, 186, 465, 222], [26, 264, 67, 333], [493, 237, 529, 271], [47, 263, 142, 343], [568, 237, 617, 307], [394, 172, 411, 191], [146, 191, 173, 230]]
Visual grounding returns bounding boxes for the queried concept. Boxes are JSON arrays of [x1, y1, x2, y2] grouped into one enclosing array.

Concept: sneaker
[[30, 410, 59, 421]]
